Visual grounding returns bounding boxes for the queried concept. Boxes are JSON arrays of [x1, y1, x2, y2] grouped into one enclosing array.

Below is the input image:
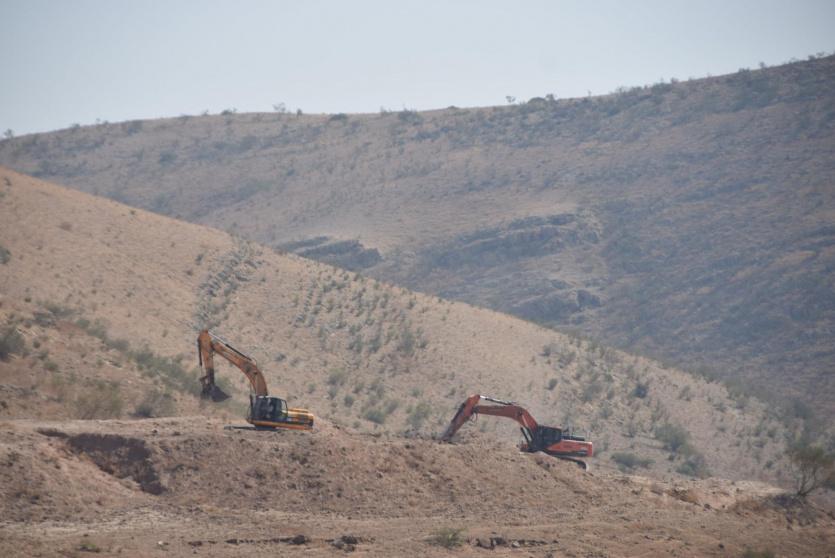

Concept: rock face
[[65, 433, 165, 495], [396, 210, 606, 326], [278, 237, 381, 271]]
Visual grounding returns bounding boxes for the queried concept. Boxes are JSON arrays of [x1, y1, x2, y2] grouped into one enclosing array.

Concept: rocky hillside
[[1, 56, 833, 419], [0, 167, 810, 485]]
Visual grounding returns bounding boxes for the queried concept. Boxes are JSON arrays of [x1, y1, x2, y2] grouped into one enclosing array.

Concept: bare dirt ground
[[1, 417, 833, 558]]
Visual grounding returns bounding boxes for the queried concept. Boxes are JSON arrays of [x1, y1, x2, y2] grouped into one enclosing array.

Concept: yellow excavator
[[197, 329, 314, 430]]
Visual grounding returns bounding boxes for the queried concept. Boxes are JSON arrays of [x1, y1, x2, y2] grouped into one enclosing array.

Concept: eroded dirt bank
[[1, 417, 833, 557]]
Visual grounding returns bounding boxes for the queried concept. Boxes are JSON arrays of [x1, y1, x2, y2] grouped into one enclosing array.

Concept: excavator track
[[553, 455, 589, 471]]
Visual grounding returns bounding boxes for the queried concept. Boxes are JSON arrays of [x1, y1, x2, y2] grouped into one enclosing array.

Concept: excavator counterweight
[[197, 329, 314, 430], [441, 394, 592, 469]]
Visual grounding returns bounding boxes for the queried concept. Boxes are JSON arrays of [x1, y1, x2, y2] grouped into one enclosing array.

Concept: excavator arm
[[197, 329, 268, 401], [440, 395, 538, 441]]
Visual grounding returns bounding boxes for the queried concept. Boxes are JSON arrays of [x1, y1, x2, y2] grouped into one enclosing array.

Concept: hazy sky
[[2, 0, 834, 135]]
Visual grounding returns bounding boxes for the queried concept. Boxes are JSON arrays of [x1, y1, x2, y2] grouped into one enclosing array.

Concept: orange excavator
[[440, 394, 593, 469], [197, 329, 314, 430]]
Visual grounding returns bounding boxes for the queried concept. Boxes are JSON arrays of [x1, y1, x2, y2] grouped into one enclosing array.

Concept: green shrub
[[788, 444, 835, 497], [78, 540, 102, 553], [654, 422, 691, 454], [632, 380, 650, 398], [546, 378, 558, 390], [343, 394, 355, 407], [384, 399, 399, 415], [363, 408, 386, 424], [44, 302, 74, 318], [133, 389, 176, 418], [0, 244, 10, 264], [428, 527, 464, 548], [368, 379, 384, 398], [611, 452, 654, 471], [33, 312, 55, 327], [129, 347, 197, 395], [327, 369, 347, 386], [407, 401, 431, 430], [398, 325, 415, 355], [581, 380, 604, 402], [75, 383, 123, 419], [106, 337, 130, 352], [0, 327, 24, 360], [158, 150, 177, 165], [77, 318, 105, 339], [676, 452, 710, 478]]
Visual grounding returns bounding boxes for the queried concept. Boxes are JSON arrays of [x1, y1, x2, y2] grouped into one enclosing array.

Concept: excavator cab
[[248, 394, 314, 430], [522, 425, 563, 452], [249, 395, 288, 422]]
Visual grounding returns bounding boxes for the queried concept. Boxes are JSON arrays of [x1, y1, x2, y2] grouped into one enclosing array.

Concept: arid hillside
[[0, 167, 812, 486], [1, 56, 833, 419]]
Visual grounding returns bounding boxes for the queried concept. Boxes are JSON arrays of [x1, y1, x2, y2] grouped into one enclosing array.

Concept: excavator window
[[538, 426, 563, 446], [275, 398, 288, 418]]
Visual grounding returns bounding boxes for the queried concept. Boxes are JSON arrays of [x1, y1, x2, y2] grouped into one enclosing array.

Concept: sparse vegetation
[[407, 401, 431, 430], [133, 389, 176, 418], [77, 541, 102, 553], [654, 422, 691, 454], [611, 452, 653, 472], [327, 369, 347, 386], [363, 407, 386, 424], [0, 326, 24, 360], [428, 527, 464, 548], [632, 380, 650, 399], [581, 379, 604, 402], [787, 443, 835, 497], [74, 382, 123, 419], [676, 452, 711, 478]]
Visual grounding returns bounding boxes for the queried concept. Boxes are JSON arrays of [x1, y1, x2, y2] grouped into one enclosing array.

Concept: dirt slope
[[1, 417, 833, 557], [1, 57, 833, 417], [0, 167, 812, 487]]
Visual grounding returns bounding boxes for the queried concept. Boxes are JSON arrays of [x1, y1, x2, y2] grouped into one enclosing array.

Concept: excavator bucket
[[202, 383, 230, 402]]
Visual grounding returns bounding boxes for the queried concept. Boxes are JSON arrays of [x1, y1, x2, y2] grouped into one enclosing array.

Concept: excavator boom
[[441, 395, 534, 441], [198, 329, 268, 400]]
